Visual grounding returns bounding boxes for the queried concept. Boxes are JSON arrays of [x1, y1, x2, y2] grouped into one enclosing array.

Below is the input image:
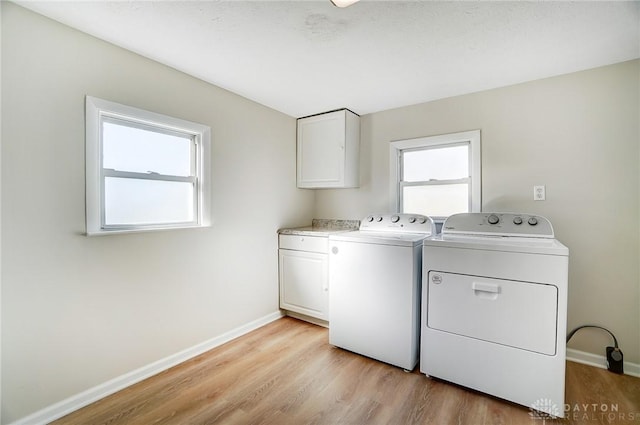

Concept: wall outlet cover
[[534, 185, 546, 201]]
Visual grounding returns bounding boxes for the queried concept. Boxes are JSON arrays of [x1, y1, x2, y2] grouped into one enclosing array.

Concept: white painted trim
[[389, 130, 481, 216], [567, 348, 640, 378], [8, 311, 284, 425], [85, 96, 213, 236]]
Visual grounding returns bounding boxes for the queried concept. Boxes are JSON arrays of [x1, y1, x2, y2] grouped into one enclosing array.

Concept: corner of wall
[[637, 59, 640, 370], [1, 1, 4, 422]]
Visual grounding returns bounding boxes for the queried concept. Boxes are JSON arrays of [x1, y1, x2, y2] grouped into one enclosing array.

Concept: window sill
[[85, 223, 210, 236]]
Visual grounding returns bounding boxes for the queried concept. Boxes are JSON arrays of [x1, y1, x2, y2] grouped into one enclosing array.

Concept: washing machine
[[329, 213, 435, 370], [421, 212, 569, 417]]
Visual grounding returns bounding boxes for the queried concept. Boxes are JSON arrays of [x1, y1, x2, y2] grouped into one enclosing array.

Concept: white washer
[[421, 212, 569, 417], [329, 213, 435, 370]]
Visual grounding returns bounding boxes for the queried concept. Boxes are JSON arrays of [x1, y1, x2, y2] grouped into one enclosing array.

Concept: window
[[389, 130, 481, 220], [86, 96, 211, 235]]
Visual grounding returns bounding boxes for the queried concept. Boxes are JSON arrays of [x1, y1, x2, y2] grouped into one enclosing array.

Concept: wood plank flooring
[[52, 317, 640, 425]]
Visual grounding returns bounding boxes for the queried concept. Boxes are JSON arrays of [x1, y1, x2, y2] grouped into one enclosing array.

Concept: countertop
[[278, 219, 360, 237]]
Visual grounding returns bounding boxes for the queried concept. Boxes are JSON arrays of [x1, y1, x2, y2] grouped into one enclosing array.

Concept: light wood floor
[[53, 317, 640, 425]]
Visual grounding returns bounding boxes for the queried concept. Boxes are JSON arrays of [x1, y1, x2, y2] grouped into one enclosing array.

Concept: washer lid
[[330, 230, 428, 247]]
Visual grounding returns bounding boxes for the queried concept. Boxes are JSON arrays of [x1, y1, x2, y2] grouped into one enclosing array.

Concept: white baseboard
[[567, 348, 640, 377], [8, 311, 284, 425]]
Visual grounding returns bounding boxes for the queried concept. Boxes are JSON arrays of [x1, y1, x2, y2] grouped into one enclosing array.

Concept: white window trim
[[85, 96, 212, 235], [389, 130, 481, 219]]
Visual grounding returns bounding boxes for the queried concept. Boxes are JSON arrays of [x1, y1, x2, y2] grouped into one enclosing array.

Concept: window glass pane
[[402, 145, 468, 182], [104, 177, 194, 225], [103, 120, 193, 176], [402, 184, 469, 217]]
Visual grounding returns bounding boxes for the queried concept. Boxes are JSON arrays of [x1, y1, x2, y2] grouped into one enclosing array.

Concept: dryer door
[[427, 271, 558, 355]]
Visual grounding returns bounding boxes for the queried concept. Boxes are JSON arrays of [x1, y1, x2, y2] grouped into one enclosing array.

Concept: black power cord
[[566, 325, 624, 374]]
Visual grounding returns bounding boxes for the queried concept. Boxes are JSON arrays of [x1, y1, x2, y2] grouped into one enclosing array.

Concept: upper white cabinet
[[297, 109, 360, 188]]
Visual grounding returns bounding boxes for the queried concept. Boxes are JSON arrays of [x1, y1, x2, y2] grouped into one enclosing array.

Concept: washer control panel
[[442, 212, 554, 238], [360, 213, 435, 235]]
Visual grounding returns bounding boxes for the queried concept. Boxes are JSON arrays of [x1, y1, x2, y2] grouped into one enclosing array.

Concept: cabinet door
[[279, 249, 329, 320], [297, 111, 346, 188]]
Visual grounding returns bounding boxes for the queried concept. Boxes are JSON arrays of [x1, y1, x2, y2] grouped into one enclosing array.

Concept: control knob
[[528, 217, 538, 226], [367, 216, 374, 222], [376, 216, 383, 222], [408, 217, 417, 224], [487, 214, 500, 225], [513, 216, 523, 225], [391, 215, 400, 223], [418, 217, 427, 224]]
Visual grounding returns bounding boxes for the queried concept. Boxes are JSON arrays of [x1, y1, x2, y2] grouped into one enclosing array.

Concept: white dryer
[[329, 213, 435, 370], [421, 212, 569, 417]]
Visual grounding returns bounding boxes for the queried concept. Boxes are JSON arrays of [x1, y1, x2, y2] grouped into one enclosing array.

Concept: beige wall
[[2, 2, 639, 423], [1, 3, 313, 422], [316, 60, 640, 366]]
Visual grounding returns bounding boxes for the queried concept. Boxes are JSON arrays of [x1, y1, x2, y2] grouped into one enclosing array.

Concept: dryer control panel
[[442, 212, 554, 238]]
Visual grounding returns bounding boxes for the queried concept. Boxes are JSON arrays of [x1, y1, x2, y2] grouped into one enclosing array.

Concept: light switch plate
[[534, 185, 546, 201]]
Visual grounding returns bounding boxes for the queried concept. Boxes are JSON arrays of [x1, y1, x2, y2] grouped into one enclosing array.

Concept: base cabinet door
[[279, 249, 329, 320]]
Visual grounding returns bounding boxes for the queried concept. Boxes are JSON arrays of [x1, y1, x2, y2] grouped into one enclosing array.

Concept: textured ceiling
[[15, 0, 640, 117]]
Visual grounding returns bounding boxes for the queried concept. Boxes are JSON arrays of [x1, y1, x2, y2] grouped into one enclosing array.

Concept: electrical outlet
[[606, 346, 624, 374], [534, 185, 546, 201]]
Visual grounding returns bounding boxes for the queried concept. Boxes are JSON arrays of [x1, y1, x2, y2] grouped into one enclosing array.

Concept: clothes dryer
[[421, 212, 569, 418]]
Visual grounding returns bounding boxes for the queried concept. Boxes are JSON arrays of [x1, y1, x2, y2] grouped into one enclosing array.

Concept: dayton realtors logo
[[529, 398, 562, 424], [530, 400, 640, 423], [564, 403, 639, 422]]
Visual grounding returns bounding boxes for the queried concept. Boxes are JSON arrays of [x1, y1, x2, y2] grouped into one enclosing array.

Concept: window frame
[[389, 130, 481, 221], [85, 96, 212, 235]]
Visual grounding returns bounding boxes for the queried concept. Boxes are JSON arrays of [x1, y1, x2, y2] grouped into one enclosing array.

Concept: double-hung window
[[86, 96, 211, 235], [390, 130, 481, 221]]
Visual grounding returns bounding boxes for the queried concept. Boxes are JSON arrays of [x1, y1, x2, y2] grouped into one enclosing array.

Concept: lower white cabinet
[[278, 234, 329, 321]]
